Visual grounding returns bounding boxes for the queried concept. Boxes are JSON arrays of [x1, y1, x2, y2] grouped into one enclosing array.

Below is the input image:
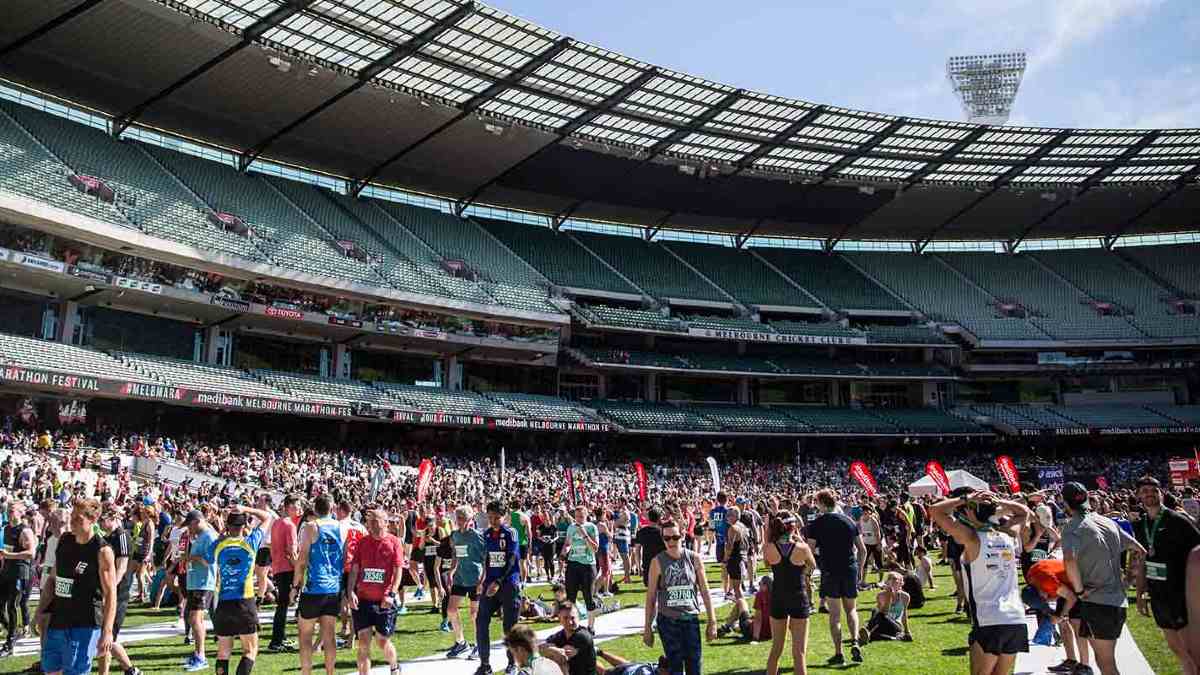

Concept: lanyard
[[1142, 511, 1164, 557]]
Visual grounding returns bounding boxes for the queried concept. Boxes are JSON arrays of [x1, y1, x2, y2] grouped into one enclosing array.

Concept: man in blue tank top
[[474, 500, 521, 675], [293, 495, 349, 675]]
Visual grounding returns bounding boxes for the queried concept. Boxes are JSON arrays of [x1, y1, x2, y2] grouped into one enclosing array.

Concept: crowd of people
[[1, 425, 1199, 675]]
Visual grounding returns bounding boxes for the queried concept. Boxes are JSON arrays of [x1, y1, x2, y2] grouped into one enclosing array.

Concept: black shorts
[[770, 597, 812, 621], [1150, 592, 1188, 631], [450, 584, 479, 600], [726, 557, 745, 581], [968, 624, 1029, 655], [185, 590, 213, 614], [411, 546, 425, 564], [818, 568, 858, 599], [351, 601, 397, 637], [212, 598, 258, 637], [1075, 602, 1126, 641], [255, 547, 271, 568], [298, 592, 341, 620]]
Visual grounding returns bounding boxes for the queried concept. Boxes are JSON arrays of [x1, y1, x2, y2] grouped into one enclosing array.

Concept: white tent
[[908, 469, 990, 497]]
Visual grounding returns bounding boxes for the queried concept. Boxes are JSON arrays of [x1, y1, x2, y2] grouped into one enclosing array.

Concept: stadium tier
[[569, 231, 729, 303], [0, 333, 158, 384], [116, 353, 294, 398], [661, 241, 818, 307], [682, 404, 811, 433], [573, 304, 687, 333], [752, 248, 905, 311], [483, 392, 597, 422], [475, 218, 638, 295], [252, 369, 396, 407], [860, 323, 952, 345], [589, 400, 724, 432], [683, 314, 773, 333], [770, 320, 862, 339], [1119, 243, 1200, 298]]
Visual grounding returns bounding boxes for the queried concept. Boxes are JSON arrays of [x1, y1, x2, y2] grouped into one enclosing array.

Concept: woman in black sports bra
[[762, 510, 817, 675]]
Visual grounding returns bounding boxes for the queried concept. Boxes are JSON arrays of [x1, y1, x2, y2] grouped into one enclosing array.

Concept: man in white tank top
[[931, 491, 1033, 675]]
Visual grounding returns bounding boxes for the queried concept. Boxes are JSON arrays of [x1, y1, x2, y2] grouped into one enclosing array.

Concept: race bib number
[[571, 539, 587, 556], [666, 584, 695, 608], [1145, 561, 1168, 582], [362, 568, 385, 584], [455, 545, 468, 559], [425, 545, 438, 557], [1029, 549, 1048, 563], [55, 576, 74, 598], [488, 551, 506, 568]]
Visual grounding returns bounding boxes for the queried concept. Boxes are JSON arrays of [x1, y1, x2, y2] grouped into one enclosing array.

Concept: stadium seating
[[574, 304, 686, 333], [684, 315, 772, 333], [252, 370, 394, 406], [770, 320, 863, 339], [860, 363, 954, 378], [375, 383, 522, 417], [1047, 404, 1178, 431], [1119, 244, 1200, 297], [778, 407, 898, 434], [766, 357, 864, 377], [861, 323, 950, 345], [752, 249, 903, 311], [0, 333, 158, 383], [684, 404, 810, 433], [1030, 249, 1194, 338], [844, 252, 1048, 341], [937, 253, 1145, 341], [589, 400, 722, 431], [142, 145, 386, 287], [662, 241, 815, 307], [680, 354, 780, 373], [116, 353, 291, 397], [1148, 404, 1200, 427], [870, 408, 981, 433], [0, 104, 133, 229], [375, 203, 553, 313], [570, 232, 727, 302], [475, 218, 637, 295], [484, 392, 597, 422], [572, 347, 688, 369]]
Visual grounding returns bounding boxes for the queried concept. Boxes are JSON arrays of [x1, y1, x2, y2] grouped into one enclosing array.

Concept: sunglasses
[[663, 535, 682, 542]]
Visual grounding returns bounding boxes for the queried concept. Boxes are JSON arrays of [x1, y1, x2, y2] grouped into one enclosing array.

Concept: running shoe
[[439, 619, 451, 632], [446, 641, 471, 658], [429, 606, 440, 614], [472, 667, 491, 675], [826, 654, 845, 666], [335, 638, 349, 649], [183, 656, 209, 672], [183, 636, 191, 646], [0, 644, 14, 658], [1072, 666, 1095, 675], [396, 606, 409, 615], [414, 588, 425, 600], [851, 645, 863, 663], [125, 668, 143, 675], [504, 664, 519, 675], [1048, 660, 1078, 673], [468, 644, 479, 660]]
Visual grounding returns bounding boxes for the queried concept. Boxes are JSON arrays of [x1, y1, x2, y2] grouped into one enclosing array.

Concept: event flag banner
[[416, 458, 435, 503], [706, 456, 721, 496], [925, 460, 951, 495], [995, 455, 1021, 493], [565, 467, 576, 507], [849, 461, 878, 497], [633, 461, 648, 502], [500, 446, 506, 494]]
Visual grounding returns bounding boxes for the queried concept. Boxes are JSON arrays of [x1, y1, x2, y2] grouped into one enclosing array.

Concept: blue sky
[[499, 0, 1198, 129]]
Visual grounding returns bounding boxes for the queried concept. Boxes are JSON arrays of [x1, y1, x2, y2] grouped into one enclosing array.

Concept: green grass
[[1, 565, 1179, 675]]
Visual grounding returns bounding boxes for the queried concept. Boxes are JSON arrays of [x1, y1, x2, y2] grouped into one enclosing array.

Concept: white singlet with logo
[[964, 529, 1025, 628]]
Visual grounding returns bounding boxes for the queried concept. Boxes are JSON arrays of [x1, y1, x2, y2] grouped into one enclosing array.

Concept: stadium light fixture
[[946, 52, 1026, 125]]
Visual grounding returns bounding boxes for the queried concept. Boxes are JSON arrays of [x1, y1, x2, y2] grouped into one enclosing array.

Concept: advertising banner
[[686, 327, 867, 346]]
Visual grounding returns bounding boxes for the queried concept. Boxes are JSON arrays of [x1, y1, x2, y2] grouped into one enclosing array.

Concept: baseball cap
[[1061, 482, 1090, 510], [226, 512, 248, 528], [182, 510, 203, 526]]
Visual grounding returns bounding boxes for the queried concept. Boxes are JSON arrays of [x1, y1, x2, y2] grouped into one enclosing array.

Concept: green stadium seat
[[752, 248, 903, 311], [475, 218, 637, 295], [663, 241, 815, 307], [571, 232, 727, 302]]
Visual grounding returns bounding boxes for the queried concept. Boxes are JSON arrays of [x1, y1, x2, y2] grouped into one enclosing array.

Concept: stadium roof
[[1, 0, 1197, 244]]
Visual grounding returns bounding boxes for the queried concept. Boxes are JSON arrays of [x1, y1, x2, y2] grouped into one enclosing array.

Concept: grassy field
[[0, 564, 1182, 674]]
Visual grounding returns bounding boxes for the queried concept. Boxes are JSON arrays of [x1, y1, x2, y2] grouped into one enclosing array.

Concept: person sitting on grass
[[860, 572, 912, 643], [750, 575, 773, 643], [914, 545, 936, 592]]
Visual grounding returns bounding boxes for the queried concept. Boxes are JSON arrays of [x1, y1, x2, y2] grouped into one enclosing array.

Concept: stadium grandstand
[[0, 2, 1199, 675]]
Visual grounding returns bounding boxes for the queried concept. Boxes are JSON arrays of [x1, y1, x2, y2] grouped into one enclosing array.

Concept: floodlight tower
[[946, 52, 1027, 125]]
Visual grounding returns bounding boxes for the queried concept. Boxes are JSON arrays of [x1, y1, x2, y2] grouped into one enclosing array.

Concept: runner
[[0, 501, 35, 656], [804, 489, 866, 665], [710, 493, 730, 594], [931, 490, 1031, 675], [294, 495, 349, 675], [207, 503, 274, 675], [762, 510, 815, 675], [858, 505, 884, 586], [1133, 476, 1200, 675], [97, 503, 142, 675], [475, 500, 522, 675], [536, 511, 560, 584], [642, 519, 718, 675], [183, 508, 218, 672], [336, 501, 367, 649], [716, 507, 750, 638], [614, 500, 634, 585], [346, 505, 403, 675], [564, 504, 600, 632], [37, 498, 117, 675], [508, 505, 532, 585], [634, 508, 665, 588], [267, 494, 302, 654], [421, 514, 445, 616], [1061, 481, 1145, 675], [445, 504, 485, 660], [435, 520, 456, 632]]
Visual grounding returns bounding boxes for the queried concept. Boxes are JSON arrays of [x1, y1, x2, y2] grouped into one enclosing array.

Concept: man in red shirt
[[1026, 558, 1081, 673], [347, 505, 403, 675], [267, 494, 302, 653]]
